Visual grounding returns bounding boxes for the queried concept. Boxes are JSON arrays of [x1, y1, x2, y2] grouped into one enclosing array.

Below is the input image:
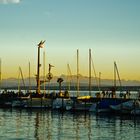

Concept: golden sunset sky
[[0, 0, 140, 80]]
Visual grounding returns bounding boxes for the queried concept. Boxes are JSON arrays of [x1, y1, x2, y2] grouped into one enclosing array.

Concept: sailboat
[[24, 41, 52, 108], [131, 100, 140, 115], [109, 99, 138, 114], [72, 49, 93, 111], [109, 64, 140, 114], [11, 66, 27, 108], [94, 62, 126, 113]]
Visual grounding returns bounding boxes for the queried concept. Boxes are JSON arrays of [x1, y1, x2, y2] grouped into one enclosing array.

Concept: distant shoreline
[[1, 85, 140, 91]]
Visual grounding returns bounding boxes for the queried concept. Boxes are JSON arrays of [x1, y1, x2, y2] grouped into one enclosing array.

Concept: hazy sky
[[0, 0, 140, 80]]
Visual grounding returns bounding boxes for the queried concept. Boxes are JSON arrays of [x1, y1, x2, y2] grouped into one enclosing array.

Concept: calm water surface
[[0, 109, 140, 140]]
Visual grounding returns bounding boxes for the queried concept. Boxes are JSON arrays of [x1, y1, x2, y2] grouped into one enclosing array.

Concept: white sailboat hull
[[53, 98, 73, 110], [110, 100, 140, 114]]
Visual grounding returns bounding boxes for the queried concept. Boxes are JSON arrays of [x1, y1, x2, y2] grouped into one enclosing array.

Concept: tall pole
[[48, 80, 50, 94], [89, 49, 91, 96], [91, 55, 101, 92], [99, 72, 101, 89], [114, 61, 116, 90], [67, 64, 70, 91], [0, 58, 2, 93], [18, 67, 20, 96], [19, 67, 26, 90], [67, 64, 72, 91], [115, 62, 122, 88], [36, 40, 45, 95], [37, 46, 41, 94], [29, 62, 31, 95], [77, 49, 79, 97], [43, 51, 46, 96]]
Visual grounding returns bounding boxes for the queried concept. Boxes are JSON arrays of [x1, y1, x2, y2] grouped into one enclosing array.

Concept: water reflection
[[0, 109, 140, 140]]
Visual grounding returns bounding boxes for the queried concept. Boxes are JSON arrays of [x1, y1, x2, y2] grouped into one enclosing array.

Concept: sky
[[0, 0, 140, 80]]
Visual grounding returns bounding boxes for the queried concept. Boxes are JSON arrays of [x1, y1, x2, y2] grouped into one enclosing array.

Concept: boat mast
[[19, 67, 26, 92], [18, 67, 21, 96], [18, 67, 26, 96], [114, 61, 116, 91], [36, 40, 45, 94], [99, 72, 101, 90], [89, 49, 91, 96], [29, 62, 31, 95], [37, 45, 41, 94], [67, 64, 70, 91], [0, 58, 2, 93], [114, 62, 122, 88], [77, 49, 79, 97], [91, 55, 100, 92], [67, 64, 72, 91], [43, 51, 46, 96]]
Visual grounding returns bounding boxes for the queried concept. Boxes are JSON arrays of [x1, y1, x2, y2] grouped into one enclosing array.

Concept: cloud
[[0, 0, 21, 4]]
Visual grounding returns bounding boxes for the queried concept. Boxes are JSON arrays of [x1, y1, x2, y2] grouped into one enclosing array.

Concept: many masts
[[0, 44, 122, 97], [76, 49, 99, 97]]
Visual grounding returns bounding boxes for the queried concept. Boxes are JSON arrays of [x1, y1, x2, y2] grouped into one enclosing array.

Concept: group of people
[[96, 90, 132, 99]]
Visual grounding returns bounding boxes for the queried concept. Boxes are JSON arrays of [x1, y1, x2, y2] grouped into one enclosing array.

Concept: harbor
[[0, 108, 140, 140], [1, 0, 140, 139], [0, 40, 140, 115]]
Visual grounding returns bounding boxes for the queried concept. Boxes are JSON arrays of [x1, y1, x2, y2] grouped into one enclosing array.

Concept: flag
[[38, 40, 45, 48], [49, 64, 54, 72], [49, 64, 54, 67]]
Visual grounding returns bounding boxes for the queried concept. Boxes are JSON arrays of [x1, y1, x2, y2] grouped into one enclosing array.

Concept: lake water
[[1, 89, 139, 99], [0, 109, 140, 140]]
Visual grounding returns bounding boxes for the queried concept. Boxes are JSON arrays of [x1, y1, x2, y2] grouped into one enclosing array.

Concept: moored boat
[[110, 99, 140, 114], [52, 90, 73, 110]]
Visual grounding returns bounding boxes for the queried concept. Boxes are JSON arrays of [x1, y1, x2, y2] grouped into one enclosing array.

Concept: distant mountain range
[[1, 74, 140, 88]]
